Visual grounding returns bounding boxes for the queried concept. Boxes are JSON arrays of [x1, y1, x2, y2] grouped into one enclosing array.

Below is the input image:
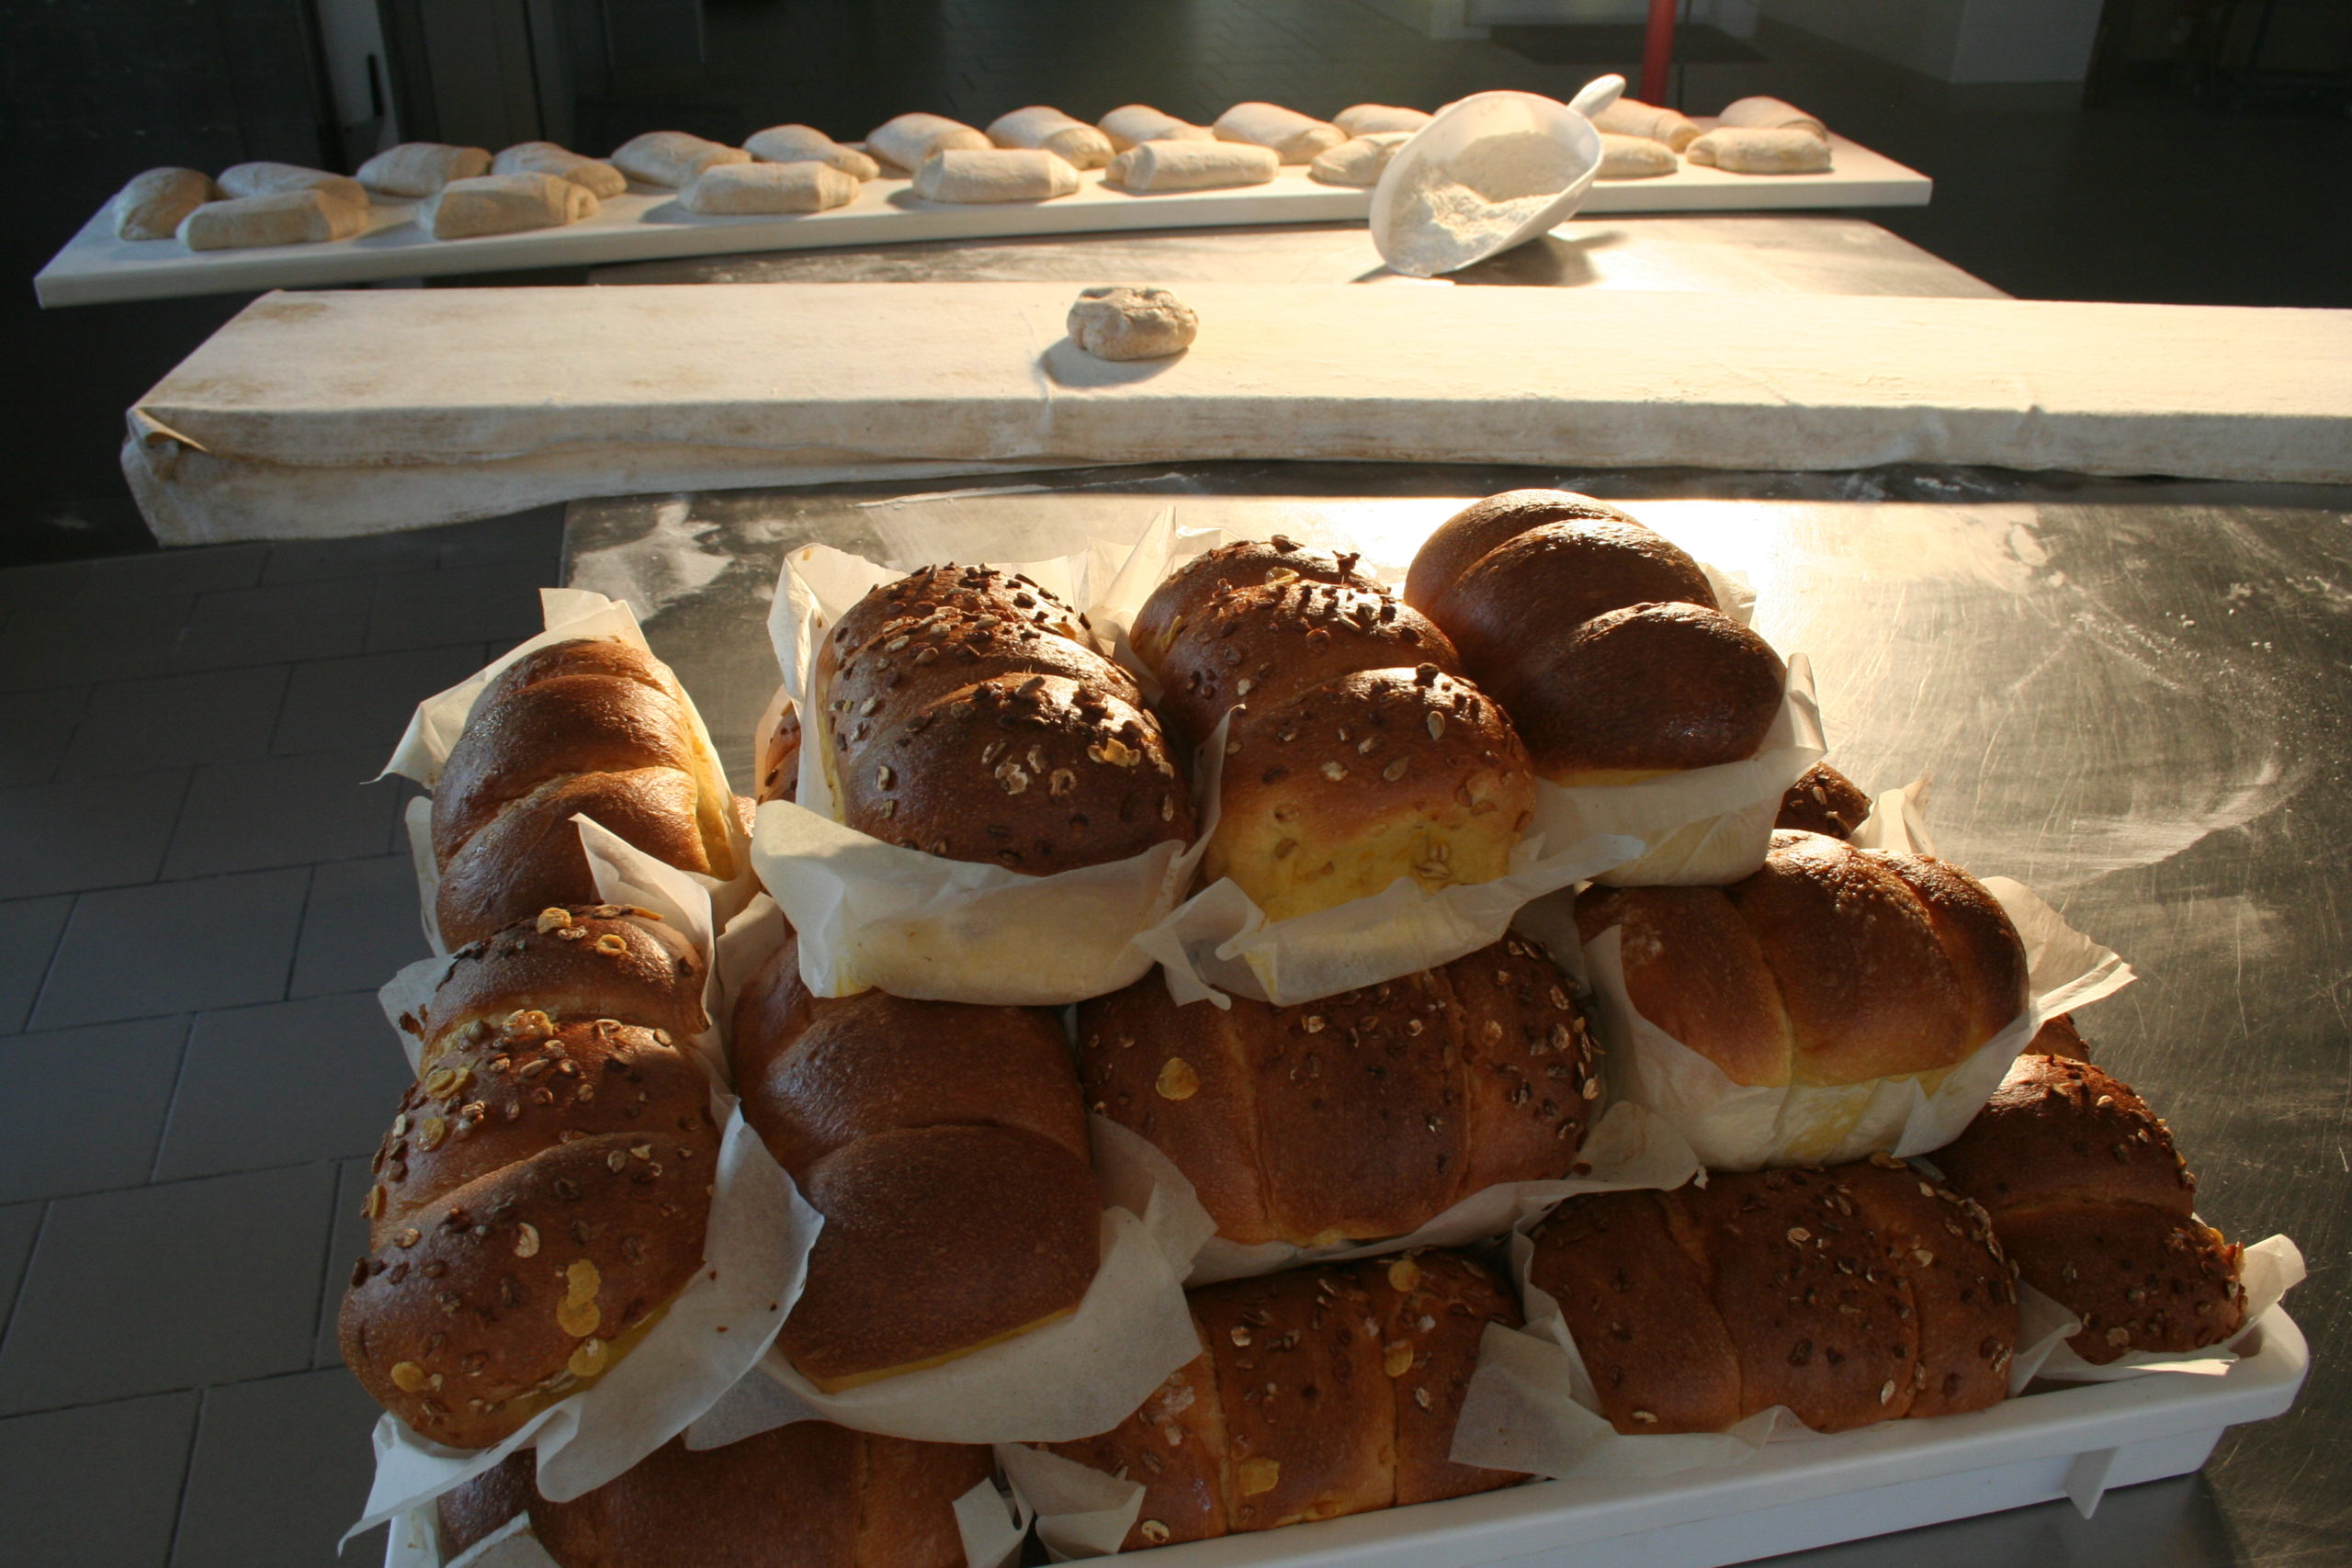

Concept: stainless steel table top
[[589, 215, 2007, 299], [566, 460, 2346, 1566]]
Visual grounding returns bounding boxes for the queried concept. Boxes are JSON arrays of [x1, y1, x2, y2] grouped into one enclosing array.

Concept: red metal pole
[[1640, 0, 1679, 105]]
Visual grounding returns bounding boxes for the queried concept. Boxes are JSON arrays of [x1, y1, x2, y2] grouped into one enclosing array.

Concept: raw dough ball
[[356, 141, 492, 197], [493, 141, 628, 198], [1686, 127, 1833, 175], [1597, 133, 1676, 180], [1097, 105, 1216, 152], [682, 161, 858, 214], [1106, 141, 1279, 193], [1717, 96, 1827, 140], [1213, 102, 1346, 164], [418, 172, 597, 238], [111, 168, 215, 241], [1590, 98, 1700, 151], [1308, 131, 1410, 188], [911, 148, 1079, 203], [177, 189, 365, 250], [987, 106, 1114, 171], [1334, 103, 1430, 136], [1068, 286, 1198, 361], [743, 124, 880, 180], [611, 130, 749, 187], [866, 113, 990, 173]]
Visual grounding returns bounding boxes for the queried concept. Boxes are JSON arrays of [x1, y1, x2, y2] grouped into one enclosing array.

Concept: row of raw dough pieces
[[1591, 93, 1837, 178]]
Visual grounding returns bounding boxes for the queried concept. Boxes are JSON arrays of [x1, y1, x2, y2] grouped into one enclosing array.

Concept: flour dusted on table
[[1384, 129, 1582, 276]]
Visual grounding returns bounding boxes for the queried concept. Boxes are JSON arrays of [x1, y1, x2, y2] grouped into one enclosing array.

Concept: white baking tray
[[35, 130, 1926, 308], [1116, 1310, 2307, 1568]]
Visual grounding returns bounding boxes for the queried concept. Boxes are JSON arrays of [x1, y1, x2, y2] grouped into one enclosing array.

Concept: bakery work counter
[[560, 459, 2352, 1566]]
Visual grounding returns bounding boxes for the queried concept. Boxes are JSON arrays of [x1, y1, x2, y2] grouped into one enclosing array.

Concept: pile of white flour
[[1383, 128, 1583, 276]]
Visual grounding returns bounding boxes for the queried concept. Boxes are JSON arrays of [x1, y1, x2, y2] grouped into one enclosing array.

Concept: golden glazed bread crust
[[416, 907, 710, 1066], [756, 700, 801, 804], [436, 770, 709, 951], [1132, 536, 1377, 675]]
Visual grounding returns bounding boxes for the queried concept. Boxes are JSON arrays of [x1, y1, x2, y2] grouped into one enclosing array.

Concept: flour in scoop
[[1385, 129, 1583, 275]]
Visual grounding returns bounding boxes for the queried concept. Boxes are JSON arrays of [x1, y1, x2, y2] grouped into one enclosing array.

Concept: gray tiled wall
[[0, 509, 562, 1567]]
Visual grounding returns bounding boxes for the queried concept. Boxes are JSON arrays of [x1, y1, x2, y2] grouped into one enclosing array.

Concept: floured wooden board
[[121, 282, 2352, 544], [38, 131, 1925, 308]]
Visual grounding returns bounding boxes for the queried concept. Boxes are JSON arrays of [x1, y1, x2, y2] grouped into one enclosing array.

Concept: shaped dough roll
[[1686, 127, 1832, 175], [1718, 96, 1827, 139], [177, 189, 366, 250], [681, 161, 858, 214], [217, 162, 370, 231], [986, 106, 1114, 170], [1308, 131, 1409, 188], [1335, 103, 1431, 136], [1107, 140, 1279, 194], [865, 112, 990, 173], [492, 141, 628, 197], [356, 141, 492, 197], [611, 130, 749, 187], [418, 173, 598, 239], [910, 148, 1078, 203], [1597, 132, 1676, 179], [1097, 104, 1216, 152], [1590, 97, 1700, 151], [111, 168, 215, 241], [1213, 101, 1346, 164], [743, 124, 881, 180]]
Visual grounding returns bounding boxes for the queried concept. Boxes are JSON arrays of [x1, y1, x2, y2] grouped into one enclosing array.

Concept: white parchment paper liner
[[382, 588, 758, 955], [756, 518, 1216, 1004], [1583, 874, 2135, 1171], [349, 824, 820, 1545], [1536, 652, 1826, 890]]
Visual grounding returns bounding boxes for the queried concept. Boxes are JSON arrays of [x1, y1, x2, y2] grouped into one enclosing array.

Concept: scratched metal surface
[[565, 461, 2350, 1566]]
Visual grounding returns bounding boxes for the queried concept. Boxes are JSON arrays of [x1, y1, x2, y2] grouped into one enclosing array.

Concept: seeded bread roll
[[1577, 830, 2028, 1089], [1530, 1159, 2018, 1434], [1155, 578, 1459, 750], [755, 694, 801, 804], [445, 1423, 991, 1568], [432, 637, 736, 949], [1933, 1055, 2245, 1363], [1406, 491, 1785, 784], [1130, 536, 1378, 676], [732, 937, 1102, 1391], [1207, 665, 1532, 921], [1045, 1250, 1524, 1548], [1079, 934, 1597, 1246], [341, 905, 717, 1449], [1776, 761, 1871, 838]]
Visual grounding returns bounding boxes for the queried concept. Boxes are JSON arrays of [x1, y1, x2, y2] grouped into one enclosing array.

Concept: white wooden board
[[37, 130, 1926, 308]]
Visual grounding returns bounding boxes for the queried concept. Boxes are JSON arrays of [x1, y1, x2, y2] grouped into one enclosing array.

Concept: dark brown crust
[[1447, 933, 1603, 1194], [1933, 1055, 2244, 1362], [1378, 1251, 1526, 1506], [1775, 762, 1871, 839], [1046, 1353, 1230, 1550], [757, 699, 801, 805], [730, 937, 1088, 1179], [437, 1452, 532, 1558], [1132, 536, 1377, 677], [1579, 883, 1793, 1088], [839, 671, 1193, 874], [1156, 580, 1459, 750], [817, 563, 1094, 699], [418, 908, 709, 1066], [777, 1125, 1102, 1390], [1425, 519, 1716, 677], [2027, 1012, 2091, 1060], [857, 1434, 1001, 1568], [1838, 1162, 2018, 1417], [1402, 491, 1643, 615], [435, 770, 708, 951]]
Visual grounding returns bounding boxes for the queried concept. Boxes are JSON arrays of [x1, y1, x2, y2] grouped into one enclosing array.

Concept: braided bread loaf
[[1046, 1249, 1523, 1548], [1531, 1160, 2018, 1434], [731, 935, 1102, 1391], [813, 564, 1194, 873], [1933, 1054, 2245, 1362], [341, 904, 716, 1448], [1078, 933, 1599, 1246], [432, 638, 738, 948]]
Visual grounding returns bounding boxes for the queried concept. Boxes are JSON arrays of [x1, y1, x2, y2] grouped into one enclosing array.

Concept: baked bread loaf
[[1046, 1249, 1524, 1547], [1079, 934, 1598, 1245], [814, 564, 1193, 873], [1577, 829, 2028, 1091], [342, 905, 717, 1448], [431, 637, 737, 949], [1404, 491, 1783, 784], [1129, 536, 1377, 674], [1775, 761, 1871, 839], [1933, 1055, 2245, 1363], [732, 935, 1102, 1390], [442, 1424, 990, 1567], [1531, 1160, 2018, 1434], [754, 693, 801, 805]]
